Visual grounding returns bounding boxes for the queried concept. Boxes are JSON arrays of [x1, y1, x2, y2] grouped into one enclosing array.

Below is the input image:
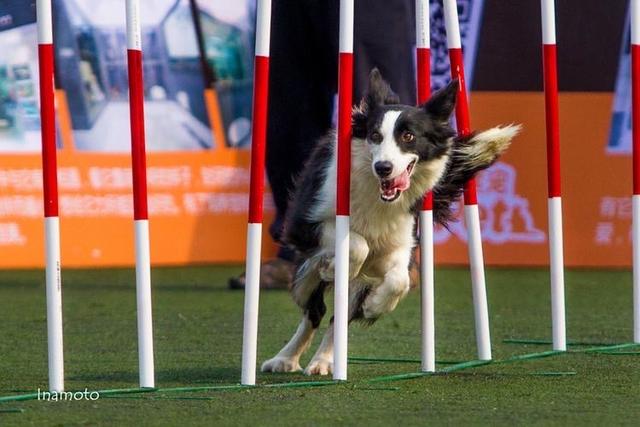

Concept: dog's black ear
[[361, 68, 400, 111], [353, 69, 399, 138], [422, 79, 458, 123]]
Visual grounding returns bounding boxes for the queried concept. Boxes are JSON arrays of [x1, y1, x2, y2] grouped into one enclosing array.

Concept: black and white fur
[[262, 69, 520, 375]]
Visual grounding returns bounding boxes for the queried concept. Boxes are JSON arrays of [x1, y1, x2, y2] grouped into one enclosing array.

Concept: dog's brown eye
[[401, 131, 415, 143], [369, 132, 383, 143]]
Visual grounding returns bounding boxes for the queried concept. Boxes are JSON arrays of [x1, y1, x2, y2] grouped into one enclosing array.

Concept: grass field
[[1, 266, 640, 426]]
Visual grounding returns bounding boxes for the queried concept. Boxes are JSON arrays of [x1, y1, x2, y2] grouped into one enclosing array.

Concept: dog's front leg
[[317, 222, 369, 282], [261, 316, 316, 373], [362, 247, 412, 320]]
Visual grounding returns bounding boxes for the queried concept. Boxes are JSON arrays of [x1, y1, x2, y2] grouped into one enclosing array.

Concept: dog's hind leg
[[262, 282, 328, 373], [304, 284, 371, 376]]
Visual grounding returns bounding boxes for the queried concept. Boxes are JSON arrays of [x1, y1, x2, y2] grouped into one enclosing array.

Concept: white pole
[[442, 0, 491, 361], [134, 220, 154, 387], [464, 205, 491, 360], [420, 211, 435, 372], [334, 0, 355, 381], [541, 0, 567, 351], [37, 0, 64, 393], [45, 217, 64, 392], [125, 0, 155, 387], [241, 0, 272, 386], [548, 198, 566, 349], [242, 223, 263, 385]]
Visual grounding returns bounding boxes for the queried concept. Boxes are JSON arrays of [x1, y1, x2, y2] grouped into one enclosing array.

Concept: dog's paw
[[261, 356, 302, 373], [304, 358, 333, 376]]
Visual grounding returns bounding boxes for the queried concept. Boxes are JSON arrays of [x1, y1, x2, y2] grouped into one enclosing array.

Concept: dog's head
[[353, 69, 457, 202]]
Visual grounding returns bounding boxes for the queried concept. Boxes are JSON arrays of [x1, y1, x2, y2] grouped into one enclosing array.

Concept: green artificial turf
[[1, 266, 640, 426]]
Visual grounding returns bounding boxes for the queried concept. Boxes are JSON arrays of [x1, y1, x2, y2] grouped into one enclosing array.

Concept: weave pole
[[416, 0, 435, 373], [632, 0, 640, 343], [540, 0, 566, 351], [334, 0, 354, 381], [36, 0, 64, 393], [442, 0, 491, 361], [241, 0, 271, 386], [125, 0, 155, 388]]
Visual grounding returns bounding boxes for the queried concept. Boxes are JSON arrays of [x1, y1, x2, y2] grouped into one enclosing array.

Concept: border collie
[[262, 69, 520, 375]]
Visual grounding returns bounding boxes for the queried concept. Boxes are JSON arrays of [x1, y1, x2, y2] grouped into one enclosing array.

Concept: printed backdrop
[[0, 0, 634, 267]]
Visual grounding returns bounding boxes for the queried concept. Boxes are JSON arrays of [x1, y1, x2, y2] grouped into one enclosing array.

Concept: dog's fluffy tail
[[433, 124, 521, 225]]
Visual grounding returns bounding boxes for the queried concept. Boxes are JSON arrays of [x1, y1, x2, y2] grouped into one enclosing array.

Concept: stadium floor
[[1, 266, 639, 426]]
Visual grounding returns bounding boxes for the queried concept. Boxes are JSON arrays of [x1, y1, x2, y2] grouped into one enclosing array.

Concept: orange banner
[[0, 91, 632, 268], [0, 147, 276, 268], [436, 91, 631, 267]]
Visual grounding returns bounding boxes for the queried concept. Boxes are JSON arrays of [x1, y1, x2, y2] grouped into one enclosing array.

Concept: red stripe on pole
[[633, 44, 640, 195], [38, 44, 59, 217], [417, 47, 433, 211], [248, 55, 270, 223], [127, 49, 149, 220], [336, 52, 353, 216], [448, 47, 477, 206], [417, 47, 431, 104], [543, 44, 561, 198]]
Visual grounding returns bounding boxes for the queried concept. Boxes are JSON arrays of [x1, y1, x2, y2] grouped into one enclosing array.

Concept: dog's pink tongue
[[381, 170, 410, 192]]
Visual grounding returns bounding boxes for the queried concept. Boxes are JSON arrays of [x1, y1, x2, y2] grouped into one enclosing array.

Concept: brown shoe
[[228, 258, 295, 290]]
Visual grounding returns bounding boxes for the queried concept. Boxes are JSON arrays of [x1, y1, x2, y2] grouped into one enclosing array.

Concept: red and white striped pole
[[334, 0, 354, 382], [416, 0, 435, 373], [37, 0, 64, 393], [631, 0, 640, 343], [241, 0, 271, 386], [442, 0, 491, 361], [541, 0, 566, 351], [125, 0, 155, 388]]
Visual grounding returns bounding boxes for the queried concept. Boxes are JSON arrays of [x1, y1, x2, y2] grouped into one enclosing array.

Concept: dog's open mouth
[[379, 160, 416, 202]]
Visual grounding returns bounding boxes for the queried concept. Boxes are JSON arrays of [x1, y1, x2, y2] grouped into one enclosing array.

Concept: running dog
[[262, 69, 520, 375]]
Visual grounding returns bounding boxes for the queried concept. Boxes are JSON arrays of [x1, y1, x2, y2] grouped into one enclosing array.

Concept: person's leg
[[354, 0, 416, 104], [266, 0, 338, 253], [230, 0, 338, 289]]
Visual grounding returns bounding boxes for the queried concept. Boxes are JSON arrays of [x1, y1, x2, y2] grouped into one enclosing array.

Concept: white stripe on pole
[[334, 214, 350, 380], [134, 219, 154, 387], [36, 0, 53, 44], [241, 223, 262, 385], [541, 0, 557, 44], [634, 195, 640, 342], [463, 205, 491, 360], [416, 0, 430, 49], [339, 0, 354, 53], [419, 210, 435, 372], [255, 0, 272, 56], [126, 0, 142, 50], [633, 0, 640, 45], [443, 0, 462, 49], [45, 217, 63, 392], [547, 198, 566, 350]]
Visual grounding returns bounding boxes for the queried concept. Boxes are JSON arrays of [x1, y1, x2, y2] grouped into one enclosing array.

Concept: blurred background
[[0, 0, 633, 268]]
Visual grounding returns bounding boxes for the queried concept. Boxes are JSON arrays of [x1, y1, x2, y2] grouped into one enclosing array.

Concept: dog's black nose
[[374, 161, 394, 178]]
